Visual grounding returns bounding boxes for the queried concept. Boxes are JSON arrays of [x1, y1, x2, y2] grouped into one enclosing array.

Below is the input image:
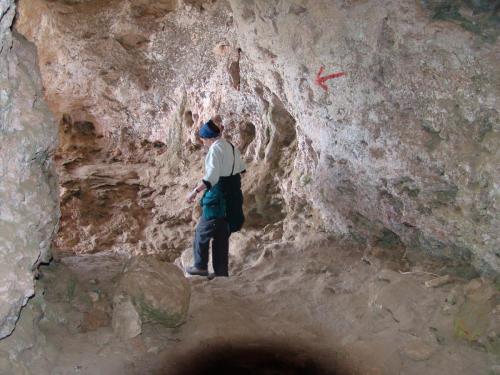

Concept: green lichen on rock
[[66, 278, 77, 303], [135, 296, 186, 328], [422, 0, 500, 42], [453, 299, 490, 341], [115, 257, 191, 330], [453, 279, 497, 350]]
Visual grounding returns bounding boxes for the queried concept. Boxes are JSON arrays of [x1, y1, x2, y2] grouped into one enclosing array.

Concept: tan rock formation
[[228, 0, 500, 273], [112, 296, 142, 340], [0, 0, 58, 338], [14, 0, 499, 275]]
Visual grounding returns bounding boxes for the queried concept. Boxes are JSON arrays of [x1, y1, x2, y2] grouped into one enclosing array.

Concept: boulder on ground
[[115, 257, 190, 328]]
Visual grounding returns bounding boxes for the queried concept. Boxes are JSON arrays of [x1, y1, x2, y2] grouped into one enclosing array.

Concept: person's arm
[[186, 181, 207, 204]]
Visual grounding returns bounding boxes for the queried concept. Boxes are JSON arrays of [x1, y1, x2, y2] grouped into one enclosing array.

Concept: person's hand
[[186, 189, 197, 204]]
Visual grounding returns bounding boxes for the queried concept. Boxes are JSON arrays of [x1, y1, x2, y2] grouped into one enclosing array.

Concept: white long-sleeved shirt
[[203, 139, 246, 188]]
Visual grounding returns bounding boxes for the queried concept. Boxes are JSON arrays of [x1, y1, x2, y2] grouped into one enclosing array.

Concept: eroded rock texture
[[0, 1, 59, 338], [15, 0, 500, 274], [15, 0, 303, 260], [229, 0, 500, 274]]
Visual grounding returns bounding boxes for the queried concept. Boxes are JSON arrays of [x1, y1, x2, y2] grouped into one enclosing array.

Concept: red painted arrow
[[315, 66, 346, 91]]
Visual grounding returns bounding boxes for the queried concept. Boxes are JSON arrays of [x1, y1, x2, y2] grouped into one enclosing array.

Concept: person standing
[[186, 119, 246, 277]]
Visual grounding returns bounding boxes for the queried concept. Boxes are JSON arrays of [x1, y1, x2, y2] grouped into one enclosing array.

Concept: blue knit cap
[[199, 119, 220, 139]]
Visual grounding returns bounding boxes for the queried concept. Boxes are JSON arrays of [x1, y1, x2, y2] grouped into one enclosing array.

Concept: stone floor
[[0, 232, 498, 375]]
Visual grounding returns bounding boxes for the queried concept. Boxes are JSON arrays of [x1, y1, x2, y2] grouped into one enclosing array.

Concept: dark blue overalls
[[192, 173, 243, 277]]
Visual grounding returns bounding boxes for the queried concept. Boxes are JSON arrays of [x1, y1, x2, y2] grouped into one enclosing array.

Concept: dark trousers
[[193, 216, 230, 276]]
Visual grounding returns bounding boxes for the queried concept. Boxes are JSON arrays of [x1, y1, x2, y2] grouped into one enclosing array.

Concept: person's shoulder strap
[[228, 141, 235, 176]]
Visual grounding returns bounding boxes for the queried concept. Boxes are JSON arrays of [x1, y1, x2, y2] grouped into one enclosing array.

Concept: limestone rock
[[174, 248, 192, 275], [425, 275, 451, 288], [43, 302, 84, 334], [0, 351, 30, 375], [442, 285, 465, 315], [81, 306, 111, 333], [454, 278, 498, 343], [0, 301, 39, 359], [229, 0, 500, 275], [0, 1, 58, 339], [115, 257, 190, 327], [402, 340, 435, 361], [368, 275, 432, 331], [112, 296, 142, 340], [88, 291, 99, 303], [12, 0, 499, 277]]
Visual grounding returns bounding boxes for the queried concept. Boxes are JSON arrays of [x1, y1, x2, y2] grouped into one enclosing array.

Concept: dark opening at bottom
[[164, 340, 348, 375]]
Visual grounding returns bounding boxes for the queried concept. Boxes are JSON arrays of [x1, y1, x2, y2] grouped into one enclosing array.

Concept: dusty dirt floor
[[11, 230, 497, 375]]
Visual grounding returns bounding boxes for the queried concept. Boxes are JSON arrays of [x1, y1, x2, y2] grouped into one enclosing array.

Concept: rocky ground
[[1, 231, 498, 375]]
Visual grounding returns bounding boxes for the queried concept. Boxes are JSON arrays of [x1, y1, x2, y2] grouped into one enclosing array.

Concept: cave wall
[[0, 1, 59, 338], [14, 0, 499, 274], [230, 0, 500, 274], [15, 0, 306, 258]]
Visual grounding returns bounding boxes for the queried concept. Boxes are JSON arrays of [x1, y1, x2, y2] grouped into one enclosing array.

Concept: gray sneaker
[[207, 273, 229, 280], [186, 266, 209, 276]]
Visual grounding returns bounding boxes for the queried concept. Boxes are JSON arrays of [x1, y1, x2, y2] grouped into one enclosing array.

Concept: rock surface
[[228, 0, 500, 274], [1, 0, 499, 371], [0, 0, 58, 339], [115, 257, 191, 327], [112, 297, 142, 340], [13, 0, 500, 275]]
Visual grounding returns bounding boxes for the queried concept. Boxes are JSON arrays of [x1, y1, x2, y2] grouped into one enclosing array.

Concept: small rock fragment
[[468, 282, 496, 303], [442, 286, 465, 314], [402, 341, 435, 361], [454, 294, 492, 341], [147, 346, 160, 354], [445, 286, 463, 305], [464, 278, 483, 294], [88, 291, 99, 303], [112, 297, 142, 340], [376, 269, 400, 283], [425, 275, 451, 288]]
